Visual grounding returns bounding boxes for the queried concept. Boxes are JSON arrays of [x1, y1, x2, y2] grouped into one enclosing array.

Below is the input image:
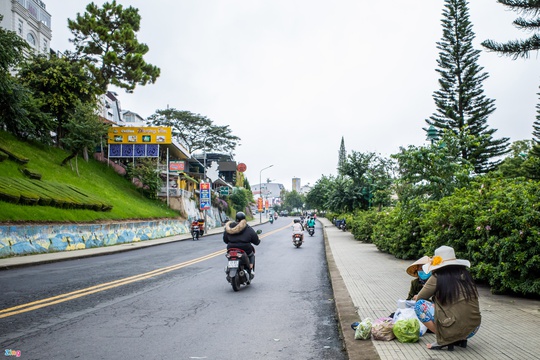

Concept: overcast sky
[[44, 0, 539, 190]]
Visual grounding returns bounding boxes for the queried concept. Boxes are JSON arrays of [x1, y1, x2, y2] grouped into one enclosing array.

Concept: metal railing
[[158, 187, 193, 198]]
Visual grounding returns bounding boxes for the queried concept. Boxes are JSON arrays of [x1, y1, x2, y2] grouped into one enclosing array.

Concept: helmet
[[294, 219, 300, 223], [236, 212, 246, 221]]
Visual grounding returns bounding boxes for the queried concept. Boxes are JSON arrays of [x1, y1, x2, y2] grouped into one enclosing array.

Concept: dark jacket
[[223, 220, 260, 254], [406, 278, 425, 300]]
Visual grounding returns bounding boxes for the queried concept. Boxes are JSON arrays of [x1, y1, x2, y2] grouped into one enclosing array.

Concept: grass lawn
[[0, 131, 180, 223]]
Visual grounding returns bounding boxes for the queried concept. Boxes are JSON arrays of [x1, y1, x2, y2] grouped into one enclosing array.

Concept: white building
[[253, 182, 285, 205], [99, 91, 123, 124], [0, 0, 51, 57], [121, 110, 146, 127]]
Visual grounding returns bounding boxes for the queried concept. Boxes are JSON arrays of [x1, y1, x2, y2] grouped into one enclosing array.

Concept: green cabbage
[[392, 319, 420, 343]]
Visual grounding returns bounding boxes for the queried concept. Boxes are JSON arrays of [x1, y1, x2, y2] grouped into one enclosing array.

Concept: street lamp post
[[201, 130, 218, 235], [259, 165, 273, 224]]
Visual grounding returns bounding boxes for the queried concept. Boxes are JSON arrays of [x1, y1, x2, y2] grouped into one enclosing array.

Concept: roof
[[179, 173, 199, 183]]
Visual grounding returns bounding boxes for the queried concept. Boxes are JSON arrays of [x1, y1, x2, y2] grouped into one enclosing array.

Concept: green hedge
[[0, 176, 113, 212], [334, 176, 540, 297], [0, 146, 29, 164]]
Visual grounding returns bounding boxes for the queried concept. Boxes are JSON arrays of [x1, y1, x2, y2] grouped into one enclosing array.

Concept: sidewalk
[[321, 217, 540, 360], [1, 218, 539, 360]]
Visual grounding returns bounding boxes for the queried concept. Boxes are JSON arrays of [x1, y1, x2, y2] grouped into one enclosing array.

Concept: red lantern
[[237, 163, 247, 172]]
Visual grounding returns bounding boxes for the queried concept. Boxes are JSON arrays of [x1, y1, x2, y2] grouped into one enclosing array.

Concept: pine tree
[[523, 89, 540, 178], [481, 1, 540, 178], [481, 0, 540, 59], [426, 0, 509, 173], [338, 136, 347, 174], [532, 90, 540, 151]]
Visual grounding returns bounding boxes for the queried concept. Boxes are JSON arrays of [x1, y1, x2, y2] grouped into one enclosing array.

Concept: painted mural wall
[[0, 198, 227, 258]]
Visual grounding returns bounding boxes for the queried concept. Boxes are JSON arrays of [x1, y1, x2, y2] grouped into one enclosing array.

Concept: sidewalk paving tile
[[320, 217, 540, 360]]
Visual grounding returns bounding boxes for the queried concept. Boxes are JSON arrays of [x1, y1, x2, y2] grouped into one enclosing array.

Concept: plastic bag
[[392, 307, 427, 336], [354, 317, 372, 340], [371, 317, 395, 341], [393, 318, 420, 343], [396, 299, 416, 309]]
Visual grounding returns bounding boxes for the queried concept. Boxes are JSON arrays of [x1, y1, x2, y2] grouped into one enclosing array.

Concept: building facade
[[292, 177, 301, 193], [0, 0, 51, 57]]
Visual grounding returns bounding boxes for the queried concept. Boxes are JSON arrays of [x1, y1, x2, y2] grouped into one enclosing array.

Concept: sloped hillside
[[0, 131, 179, 223]]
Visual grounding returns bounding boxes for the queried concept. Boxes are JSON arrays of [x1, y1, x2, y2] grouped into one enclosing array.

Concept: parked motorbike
[[308, 226, 315, 236], [336, 219, 347, 232], [292, 233, 303, 248]]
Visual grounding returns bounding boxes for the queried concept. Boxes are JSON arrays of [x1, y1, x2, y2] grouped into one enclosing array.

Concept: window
[[42, 39, 47, 53], [18, 20, 23, 36], [26, 33, 36, 46]]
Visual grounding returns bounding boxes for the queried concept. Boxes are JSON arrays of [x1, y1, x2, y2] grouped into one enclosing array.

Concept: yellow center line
[[0, 227, 287, 319]]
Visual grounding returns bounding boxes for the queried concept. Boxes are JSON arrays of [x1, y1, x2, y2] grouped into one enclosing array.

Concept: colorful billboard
[[108, 127, 172, 144]]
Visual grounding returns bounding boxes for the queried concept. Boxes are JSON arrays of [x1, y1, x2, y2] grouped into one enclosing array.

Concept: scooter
[[308, 226, 315, 236], [191, 224, 200, 240], [224, 229, 262, 292], [225, 248, 252, 291], [293, 233, 303, 248], [269, 216, 274, 224]]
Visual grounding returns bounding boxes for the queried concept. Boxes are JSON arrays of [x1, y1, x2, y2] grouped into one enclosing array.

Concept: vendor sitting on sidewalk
[[406, 256, 432, 301], [414, 246, 481, 351]]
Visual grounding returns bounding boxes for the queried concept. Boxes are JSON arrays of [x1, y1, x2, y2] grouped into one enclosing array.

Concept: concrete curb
[[323, 222, 381, 360]]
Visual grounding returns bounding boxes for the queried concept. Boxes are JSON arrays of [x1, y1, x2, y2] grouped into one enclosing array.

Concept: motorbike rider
[[191, 219, 200, 237], [223, 212, 261, 278], [307, 216, 315, 229], [292, 218, 304, 241]]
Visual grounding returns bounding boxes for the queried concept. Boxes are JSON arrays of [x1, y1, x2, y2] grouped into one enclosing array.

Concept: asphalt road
[[0, 220, 346, 360]]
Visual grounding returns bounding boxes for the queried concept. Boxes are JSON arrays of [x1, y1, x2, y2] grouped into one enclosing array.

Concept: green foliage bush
[[340, 175, 540, 296], [348, 209, 380, 243], [371, 200, 424, 260], [420, 176, 540, 296]]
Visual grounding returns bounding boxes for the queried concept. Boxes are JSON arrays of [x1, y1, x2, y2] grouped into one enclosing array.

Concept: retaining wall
[[0, 198, 227, 258]]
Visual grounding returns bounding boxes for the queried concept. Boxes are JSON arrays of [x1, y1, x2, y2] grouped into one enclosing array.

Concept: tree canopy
[[482, 0, 540, 59], [67, 0, 160, 94], [427, 0, 509, 173], [147, 108, 240, 155], [18, 55, 98, 145]]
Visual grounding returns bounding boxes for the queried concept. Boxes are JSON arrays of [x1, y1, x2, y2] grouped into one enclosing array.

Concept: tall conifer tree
[[482, 1, 540, 177], [338, 136, 347, 174], [482, 0, 540, 59], [427, 0, 509, 173]]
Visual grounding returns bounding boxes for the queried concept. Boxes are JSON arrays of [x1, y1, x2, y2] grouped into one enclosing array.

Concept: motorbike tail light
[[228, 251, 238, 258]]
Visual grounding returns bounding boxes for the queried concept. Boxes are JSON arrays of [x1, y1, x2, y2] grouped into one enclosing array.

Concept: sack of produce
[[354, 317, 373, 340], [372, 317, 395, 341], [393, 318, 420, 343]]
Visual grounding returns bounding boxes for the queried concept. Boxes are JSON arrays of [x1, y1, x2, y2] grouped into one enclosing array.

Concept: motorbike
[[269, 216, 274, 224], [336, 219, 346, 232], [224, 229, 262, 292], [225, 248, 252, 291], [292, 233, 303, 248], [307, 226, 315, 236], [191, 224, 200, 240]]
